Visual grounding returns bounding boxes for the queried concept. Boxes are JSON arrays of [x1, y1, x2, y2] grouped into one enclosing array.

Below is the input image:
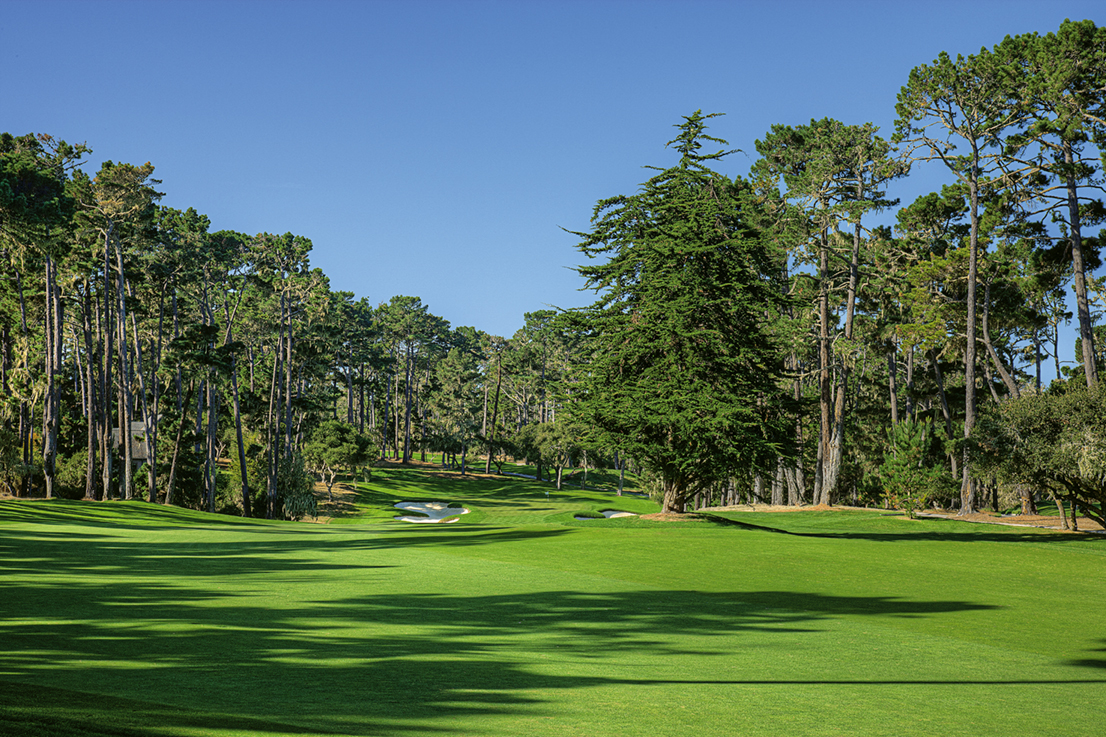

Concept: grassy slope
[[1, 466, 1104, 736]]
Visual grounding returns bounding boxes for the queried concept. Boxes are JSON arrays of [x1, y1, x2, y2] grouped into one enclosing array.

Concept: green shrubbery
[[879, 418, 956, 518], [975, 379, 1106, 527]]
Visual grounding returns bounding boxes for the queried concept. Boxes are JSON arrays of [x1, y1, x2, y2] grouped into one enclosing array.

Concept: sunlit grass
[[1, 467, 1104, 736]]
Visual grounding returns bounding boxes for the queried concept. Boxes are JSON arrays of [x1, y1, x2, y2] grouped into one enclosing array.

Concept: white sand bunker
[[394, 501, 469, 523], [574, 510, 638, 520]]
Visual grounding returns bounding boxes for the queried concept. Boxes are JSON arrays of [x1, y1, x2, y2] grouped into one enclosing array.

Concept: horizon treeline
[[2, 19, 1105, 523]]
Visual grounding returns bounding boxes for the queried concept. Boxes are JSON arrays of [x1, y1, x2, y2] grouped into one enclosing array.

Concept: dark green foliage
[[226, 428, 267, 515], [975, 379, 1106, 526], [570, 112, 794, 513], [879, 418, 955, 517], [275, 453, 317, 521], [302, 420, 371, 502], [0, 428, 34, 495]]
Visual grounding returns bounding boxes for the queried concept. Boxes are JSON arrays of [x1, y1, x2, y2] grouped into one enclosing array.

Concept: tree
[[879, 417, 954, 518], [427, 343, 482, 473], [895, 46, 1027, 513], [303, 420, 370, 503], [1001, 20, 1106, 387], [753, 118, 904, 504], [570, 111, 793, 513], [526, 418, 581, 491], [0, 133, 87, 498], [975, 378, 1106, 529]]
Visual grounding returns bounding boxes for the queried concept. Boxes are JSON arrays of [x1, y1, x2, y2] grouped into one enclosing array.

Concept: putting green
[[1, 470, 1104, 736]]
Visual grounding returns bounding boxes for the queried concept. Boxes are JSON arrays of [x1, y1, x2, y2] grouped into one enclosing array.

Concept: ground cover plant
[[1, 465, 1105, 736]]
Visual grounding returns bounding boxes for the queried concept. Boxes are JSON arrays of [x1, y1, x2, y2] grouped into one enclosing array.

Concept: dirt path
[[311, 481, 361, 523]]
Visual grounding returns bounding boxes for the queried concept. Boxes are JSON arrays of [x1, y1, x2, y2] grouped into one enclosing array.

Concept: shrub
[[974, 379, 1106, 528], [277, 454, 317, 521], [54, 451, 89, 499], [879, 418, 953, 518]]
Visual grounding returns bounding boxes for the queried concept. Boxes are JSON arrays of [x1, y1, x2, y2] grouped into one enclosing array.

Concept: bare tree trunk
[[127, 288, 157, 502], [266, 320, 283, 518], [114, 238, 135, 501], [1033, 327, 1042, 393], [981, 281, 1021, 400], [905, 345, 915, 422], [1064, 140, 1099, 387], [484, 348, 502, 474], [13, 268, 31, 497], [817, 232, 832, 505], [402, 342, 414, 463], [82, 283, 98, 499], [888, 345, 899, 425], [229, 344, 251, 517], [1050, 491, 1070, 530], [771, 458, 785, 505], [42, 257, 62, 499], [960, 175, 980, 515]]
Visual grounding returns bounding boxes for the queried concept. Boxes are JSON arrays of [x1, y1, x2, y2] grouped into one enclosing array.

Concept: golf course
[[1, 463, 1104, 736]]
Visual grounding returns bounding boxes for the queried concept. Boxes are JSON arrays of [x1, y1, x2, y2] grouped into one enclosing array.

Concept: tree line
[[2, 19, 1104, 525], [567, 20, 1106, 523]]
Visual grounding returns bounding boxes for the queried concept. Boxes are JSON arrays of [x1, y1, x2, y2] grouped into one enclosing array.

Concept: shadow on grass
[[3, 522, 1100, 737], [705, 511, 1106, 546], [1065, 639, 1106, 669], [2, 505, 1103, 736]]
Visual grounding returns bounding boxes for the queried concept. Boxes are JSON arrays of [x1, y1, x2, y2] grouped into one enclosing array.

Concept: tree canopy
[[570, 111, 794, 513]]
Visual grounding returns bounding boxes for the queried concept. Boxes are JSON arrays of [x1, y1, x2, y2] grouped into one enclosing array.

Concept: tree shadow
[[1065, 639, 1106, 669], [704, 511, 1106, 545], [2, 507, 1102, 736]]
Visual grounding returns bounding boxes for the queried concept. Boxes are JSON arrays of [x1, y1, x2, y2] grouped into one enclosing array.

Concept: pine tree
[[570, 111, 793, 513]]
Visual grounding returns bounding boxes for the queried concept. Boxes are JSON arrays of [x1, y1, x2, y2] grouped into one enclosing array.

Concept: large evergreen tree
[[570, 111, 793, 513]]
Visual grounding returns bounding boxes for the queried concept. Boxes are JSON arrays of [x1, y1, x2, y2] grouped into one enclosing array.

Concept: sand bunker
[[394, 501, 469, 523], [574, 510, 638, 520]]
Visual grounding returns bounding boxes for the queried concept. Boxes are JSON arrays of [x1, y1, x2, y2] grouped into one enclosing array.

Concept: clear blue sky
[[3, 0, 1102, 366]]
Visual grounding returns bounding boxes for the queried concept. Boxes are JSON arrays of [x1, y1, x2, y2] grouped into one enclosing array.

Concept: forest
[[2, 19, 1105, 527]]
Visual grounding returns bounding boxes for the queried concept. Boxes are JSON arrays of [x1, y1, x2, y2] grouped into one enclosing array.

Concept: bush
[[277, 454, 317, 521], [974, 379, 1106, 528], [54, 451, 89, 499], [0, 428, 36, 496], [879, 418, 954, 518]]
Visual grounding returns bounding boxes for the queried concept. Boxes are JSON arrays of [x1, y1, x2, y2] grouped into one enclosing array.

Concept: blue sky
[[3, 0, 1103, 368]]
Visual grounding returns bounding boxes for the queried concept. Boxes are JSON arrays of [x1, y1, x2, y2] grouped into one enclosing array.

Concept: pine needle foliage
[[569, 111, 794, 513]]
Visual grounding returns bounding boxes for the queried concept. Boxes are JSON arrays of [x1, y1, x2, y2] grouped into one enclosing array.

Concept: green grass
[[1, 466, 1104, 736]]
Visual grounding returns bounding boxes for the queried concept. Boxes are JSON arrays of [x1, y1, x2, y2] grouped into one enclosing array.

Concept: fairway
[[2, 466, 1105, 736]]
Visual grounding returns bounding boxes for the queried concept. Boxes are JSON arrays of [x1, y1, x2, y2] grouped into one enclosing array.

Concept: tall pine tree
[[570, 112, 793, 513]]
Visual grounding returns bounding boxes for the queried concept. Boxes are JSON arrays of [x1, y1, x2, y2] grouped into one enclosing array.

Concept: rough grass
[[1, 466, 1104, 736]]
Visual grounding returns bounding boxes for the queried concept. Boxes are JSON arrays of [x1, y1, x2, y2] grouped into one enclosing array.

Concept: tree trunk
[[905, 345, 915, 421], [484, 349, 502, 474], [960, 175, 980, 515], [817, 230, 832, 505], [771, 458, 785, 505], [230, 350, 251, 518], [661, 478, 685, 513], [929, 350, 958, 479], [888, 346, 899, 425], [42, 257, 61, 499], [402, 342, 413, 463], [1064, 140, 1099, 387], [82, 283, 98, 499], [981, 281, 1021, 399], [127, 289, 157, 502]]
